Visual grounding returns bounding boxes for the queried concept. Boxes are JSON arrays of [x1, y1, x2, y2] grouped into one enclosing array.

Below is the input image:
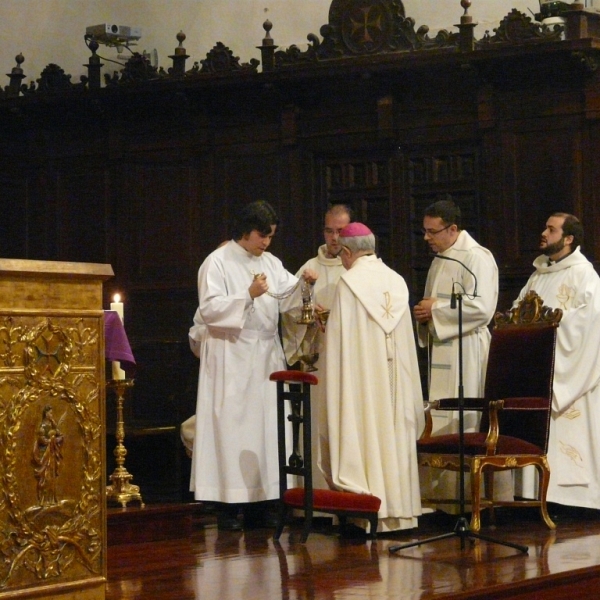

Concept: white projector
[[85, 24, 142, 43]]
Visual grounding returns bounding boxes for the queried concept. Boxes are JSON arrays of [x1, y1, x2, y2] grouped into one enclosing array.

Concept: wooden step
[[107, 502, 206, 545]]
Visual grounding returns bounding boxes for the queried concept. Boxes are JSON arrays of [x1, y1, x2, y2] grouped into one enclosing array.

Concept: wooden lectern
[[0, 259, 113, 600]]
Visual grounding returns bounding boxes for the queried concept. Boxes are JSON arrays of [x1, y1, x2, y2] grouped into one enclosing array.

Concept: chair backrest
[[269, 370, 318, 499], [480, 291, 562, 453]]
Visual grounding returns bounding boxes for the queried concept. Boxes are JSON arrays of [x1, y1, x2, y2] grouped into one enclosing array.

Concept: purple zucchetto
[[339, 222, 372, 237]]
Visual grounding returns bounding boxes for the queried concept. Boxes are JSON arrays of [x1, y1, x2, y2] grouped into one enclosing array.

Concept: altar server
[[190, 200, 317, 530]]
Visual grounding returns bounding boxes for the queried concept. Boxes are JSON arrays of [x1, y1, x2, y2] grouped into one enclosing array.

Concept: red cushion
[[283, 488, 381, 512], [269, 370, 318, 385], [417, 432, 543, 456]]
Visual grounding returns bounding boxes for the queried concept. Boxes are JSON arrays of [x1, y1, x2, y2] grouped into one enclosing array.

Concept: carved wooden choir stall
[[1, 0, 600, 501]]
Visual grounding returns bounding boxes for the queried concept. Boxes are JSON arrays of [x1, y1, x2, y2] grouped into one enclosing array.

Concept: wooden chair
[[417, 290, 562, 531], [269, 370, 381, 542]]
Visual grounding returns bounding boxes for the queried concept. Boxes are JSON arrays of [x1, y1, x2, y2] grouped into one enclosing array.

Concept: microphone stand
[[390, 276, 528, 555]]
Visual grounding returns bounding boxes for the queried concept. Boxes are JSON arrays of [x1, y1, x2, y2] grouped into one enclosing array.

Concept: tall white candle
[[110, 293, 124, 321], [110, 293, 126, 380]]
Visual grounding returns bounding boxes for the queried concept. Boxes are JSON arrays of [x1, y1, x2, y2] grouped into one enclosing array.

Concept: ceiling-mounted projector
[[536, 1, 570, 19], [85, 24, 142, 44]]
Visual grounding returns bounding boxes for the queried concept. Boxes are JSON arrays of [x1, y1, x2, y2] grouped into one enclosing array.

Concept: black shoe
[[217, 505, 242, 531], [243, 504, 280, 529]]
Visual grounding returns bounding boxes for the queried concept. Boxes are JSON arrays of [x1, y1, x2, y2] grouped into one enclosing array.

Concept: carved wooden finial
[[461, 0, 473, 24], [88, 38, 99, 55], [258, 8, 278, 71], [169, 30, 189, 77], [84, 37, 103, 89], [6, 52, 26, 97], [9, 53, 25, 78], [456, 0, 476, 51], [263, 18, 274, 46], [174, 30, 187, 56]]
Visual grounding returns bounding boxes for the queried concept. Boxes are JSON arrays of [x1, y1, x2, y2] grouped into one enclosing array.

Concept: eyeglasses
[[421, 224, 452, 237]]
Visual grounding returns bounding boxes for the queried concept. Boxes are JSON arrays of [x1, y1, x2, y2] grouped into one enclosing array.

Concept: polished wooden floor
[[105, 506, 600, 600]]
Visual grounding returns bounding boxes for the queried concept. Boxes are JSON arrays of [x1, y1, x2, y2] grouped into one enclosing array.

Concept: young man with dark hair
[[190, 200, 317, 530]]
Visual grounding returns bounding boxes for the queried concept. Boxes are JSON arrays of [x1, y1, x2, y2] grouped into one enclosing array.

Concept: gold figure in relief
[[32, 405, 65, 506]]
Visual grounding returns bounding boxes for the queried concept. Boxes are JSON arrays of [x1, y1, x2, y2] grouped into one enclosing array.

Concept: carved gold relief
[[22, 318, 73, 381], [429, 456, 444, 469], [494, 290, 562, 327], [425, 456, 461, 470], [67, 319, 99, 366], [0, 317, 23, 368], [0, 317, 103, 588]]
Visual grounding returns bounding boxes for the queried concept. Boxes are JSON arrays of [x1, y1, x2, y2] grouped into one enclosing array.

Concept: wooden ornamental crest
[[494, 290, 563, 328], [338, 0, 402, 54], [274, 0, 459, 67]]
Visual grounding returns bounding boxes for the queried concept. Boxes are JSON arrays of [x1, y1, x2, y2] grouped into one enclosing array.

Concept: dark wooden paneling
[[120, 161, 199, 284], [26, 169, 59, 260], [0, 174, 28, 258], [3, 24, 600, 503], [56, 167, 110, 263], [513, 127, 579, 257]]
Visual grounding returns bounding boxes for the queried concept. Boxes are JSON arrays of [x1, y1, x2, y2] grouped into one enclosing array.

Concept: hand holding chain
[[251, 271, 302, 299]]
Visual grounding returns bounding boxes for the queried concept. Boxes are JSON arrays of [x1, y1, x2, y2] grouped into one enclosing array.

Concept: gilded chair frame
[[418, 290, 562, 531]]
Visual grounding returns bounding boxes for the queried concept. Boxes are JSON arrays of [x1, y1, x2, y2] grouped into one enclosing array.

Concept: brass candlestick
[[106, 379, 144, 508]]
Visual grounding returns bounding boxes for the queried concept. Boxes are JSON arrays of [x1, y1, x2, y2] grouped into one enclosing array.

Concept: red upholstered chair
[[269, 370, 381, 542], [417, 290, 562, 532]]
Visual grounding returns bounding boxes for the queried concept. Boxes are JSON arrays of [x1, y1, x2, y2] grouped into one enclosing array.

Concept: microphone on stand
[[431, 254, 479, 308]]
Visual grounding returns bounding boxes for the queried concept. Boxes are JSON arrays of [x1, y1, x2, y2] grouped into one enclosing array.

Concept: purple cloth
[[104, 310, 136, 376]]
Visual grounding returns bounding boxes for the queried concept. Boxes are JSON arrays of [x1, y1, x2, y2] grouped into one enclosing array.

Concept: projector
[[85, 24, 142, 44], [536, 1, 570, 19]]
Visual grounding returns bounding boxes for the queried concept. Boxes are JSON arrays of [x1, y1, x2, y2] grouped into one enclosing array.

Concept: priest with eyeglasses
[[413, 199, 512, 510]]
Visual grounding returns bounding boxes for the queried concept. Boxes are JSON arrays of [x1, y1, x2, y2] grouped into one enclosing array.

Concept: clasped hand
[[414, 297, 436, 323]]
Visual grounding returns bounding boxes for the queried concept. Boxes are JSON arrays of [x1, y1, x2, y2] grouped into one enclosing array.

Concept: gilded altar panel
[[0, 259, 111, 600]]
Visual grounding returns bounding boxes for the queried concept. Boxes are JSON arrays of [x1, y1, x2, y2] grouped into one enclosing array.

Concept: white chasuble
[[513, 248, 600, 509], [416, 230, 508, 507], [324, 255, 425, 532], [191, 240, 301, 503]]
